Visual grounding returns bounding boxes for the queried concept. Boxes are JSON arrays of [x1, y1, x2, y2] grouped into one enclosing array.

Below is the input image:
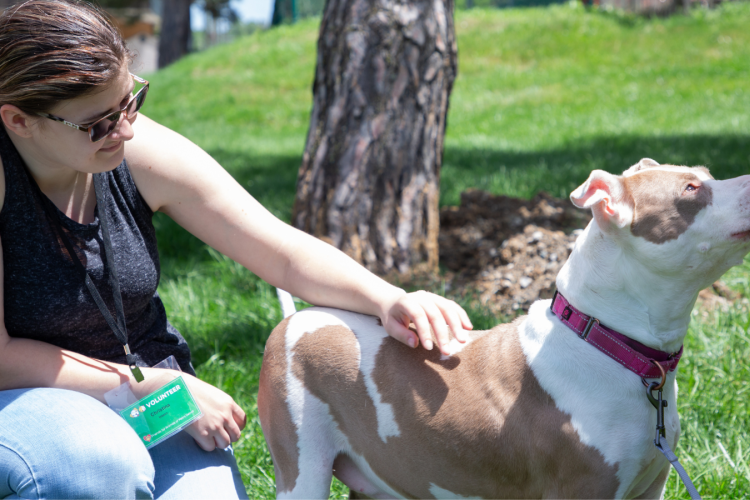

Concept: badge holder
[[104, 356, 202, 449]]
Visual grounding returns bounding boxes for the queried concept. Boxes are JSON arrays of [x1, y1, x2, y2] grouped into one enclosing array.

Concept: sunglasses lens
[[90, 112, 121, 142], [127, 85, 148, 117]]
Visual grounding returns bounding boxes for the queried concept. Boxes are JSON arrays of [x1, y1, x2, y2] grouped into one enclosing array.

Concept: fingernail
[[424, 339, 433, 350], [408, 337, 416, 348]]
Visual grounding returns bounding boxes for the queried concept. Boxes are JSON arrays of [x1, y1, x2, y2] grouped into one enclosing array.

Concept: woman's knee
[[0, 388, 155, 499]]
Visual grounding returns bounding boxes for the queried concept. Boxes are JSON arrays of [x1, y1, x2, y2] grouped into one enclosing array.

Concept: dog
[[258, 159, 750, 499]]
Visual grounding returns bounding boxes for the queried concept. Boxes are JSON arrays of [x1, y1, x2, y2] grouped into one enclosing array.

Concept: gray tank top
[[0, 125, 195, 375]]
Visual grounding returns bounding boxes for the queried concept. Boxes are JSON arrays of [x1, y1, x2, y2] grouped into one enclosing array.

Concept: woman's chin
[[94, 148, 125, 172]]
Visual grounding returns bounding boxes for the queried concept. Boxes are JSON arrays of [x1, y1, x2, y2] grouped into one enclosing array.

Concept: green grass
[[143, 2, 750, 497]]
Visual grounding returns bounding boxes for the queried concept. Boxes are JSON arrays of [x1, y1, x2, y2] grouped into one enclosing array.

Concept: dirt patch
[[696, 281, 741, 312], [439, 190, 591, 317], [437, 189, 736, 317]]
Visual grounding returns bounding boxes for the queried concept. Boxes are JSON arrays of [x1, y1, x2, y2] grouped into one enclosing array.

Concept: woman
[[0, 0, 472, 498]]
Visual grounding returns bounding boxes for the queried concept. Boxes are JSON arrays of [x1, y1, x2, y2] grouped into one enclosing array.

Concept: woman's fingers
[[187, 415, 237, 451], [188, 426, 218, 452], [440, 297, 468, 342], [232, 404, 247, 431], [409, 299, 436, 351], [183, 375, 245, 451], [384, 291, 474, 355], [213, 427, 232, 450], [415, 293, 452, 353], [224, 404, 245, 442], [387, 319, 419, 348]]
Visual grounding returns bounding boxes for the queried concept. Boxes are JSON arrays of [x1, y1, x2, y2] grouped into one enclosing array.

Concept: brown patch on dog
[[258, 317, 300, 493], [626, 169, 713, 244], [291, 318, 620, 498]]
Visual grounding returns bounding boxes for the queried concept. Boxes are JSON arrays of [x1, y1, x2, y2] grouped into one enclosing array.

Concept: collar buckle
[[581, 316, 600, 341]]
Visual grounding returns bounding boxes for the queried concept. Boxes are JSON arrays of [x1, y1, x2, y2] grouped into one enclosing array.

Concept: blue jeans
[[0, 388, 249, 499]]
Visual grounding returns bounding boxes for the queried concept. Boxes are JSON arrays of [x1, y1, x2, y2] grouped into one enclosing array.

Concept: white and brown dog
[[258, 159, 750, 499]]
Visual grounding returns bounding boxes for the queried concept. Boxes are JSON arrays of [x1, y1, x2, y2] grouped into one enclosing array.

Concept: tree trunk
[[158, 0, 191, 68], [293, 0, 458, 275]]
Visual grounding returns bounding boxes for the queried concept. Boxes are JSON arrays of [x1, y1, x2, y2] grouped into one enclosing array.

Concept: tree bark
[[293, 0, 458, 275], [158, 0, 191, 68]]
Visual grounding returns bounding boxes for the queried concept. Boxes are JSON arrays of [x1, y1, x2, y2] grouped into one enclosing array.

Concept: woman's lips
[[99, 141, 122, 153]]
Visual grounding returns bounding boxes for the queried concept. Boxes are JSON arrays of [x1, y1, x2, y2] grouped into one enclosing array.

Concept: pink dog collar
[[550, 291, 682, 379]]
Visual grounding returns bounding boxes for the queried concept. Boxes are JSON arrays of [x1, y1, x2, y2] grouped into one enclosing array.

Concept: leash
[[645, 362, 701, 500], [550, 291, 701, 499]]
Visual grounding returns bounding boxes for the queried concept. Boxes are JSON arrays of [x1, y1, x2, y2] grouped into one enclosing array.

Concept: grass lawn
[[142, 2, 750, 497]]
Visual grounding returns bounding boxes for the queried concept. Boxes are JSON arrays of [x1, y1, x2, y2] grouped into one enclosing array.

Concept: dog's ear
[[634, 158, 660, 171], [570, 170, 632, 229], [624, 158, 660, 175]]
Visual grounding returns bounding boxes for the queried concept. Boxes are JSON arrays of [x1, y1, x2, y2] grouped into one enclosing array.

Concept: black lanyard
[[28, 170, 145, 382]]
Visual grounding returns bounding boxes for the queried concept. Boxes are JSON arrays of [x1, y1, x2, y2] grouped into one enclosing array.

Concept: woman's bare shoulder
[[125, 114, 238, 215]]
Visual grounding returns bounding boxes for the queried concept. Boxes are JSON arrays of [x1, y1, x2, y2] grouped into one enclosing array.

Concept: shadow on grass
[[441, 133, 750, 204], [187, 316, 271, 367]]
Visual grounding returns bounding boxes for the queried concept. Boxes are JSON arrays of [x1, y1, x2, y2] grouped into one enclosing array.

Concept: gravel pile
[[439, 189, 591, 316]]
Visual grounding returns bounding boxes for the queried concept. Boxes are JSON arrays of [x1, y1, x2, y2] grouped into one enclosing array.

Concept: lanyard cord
[[26, 169, 144, 382]]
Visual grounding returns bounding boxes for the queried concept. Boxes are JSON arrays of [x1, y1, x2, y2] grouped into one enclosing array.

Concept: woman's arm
[[126, 115, 472, 354]]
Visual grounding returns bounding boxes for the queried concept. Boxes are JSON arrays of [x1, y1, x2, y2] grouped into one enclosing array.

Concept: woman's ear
[[0, 104, 35, 138], [570, 170, 632, 230]]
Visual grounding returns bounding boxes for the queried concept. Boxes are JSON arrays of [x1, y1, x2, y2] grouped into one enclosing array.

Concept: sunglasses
[[37, 74, 149, 143]]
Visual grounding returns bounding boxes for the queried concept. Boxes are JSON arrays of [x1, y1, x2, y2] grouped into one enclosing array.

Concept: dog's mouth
[[731, 229, 750, 240]]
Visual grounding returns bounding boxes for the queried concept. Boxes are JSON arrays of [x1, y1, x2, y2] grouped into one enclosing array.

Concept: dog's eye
[[684, 184, 699, 193]]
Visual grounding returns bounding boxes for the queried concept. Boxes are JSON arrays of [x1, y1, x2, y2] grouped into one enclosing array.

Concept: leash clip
[[646, 380, 667, 441], [644, 360, 668, 441], [644, 360, 702, 499]]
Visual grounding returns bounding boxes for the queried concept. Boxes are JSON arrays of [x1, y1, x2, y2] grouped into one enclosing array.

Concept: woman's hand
[[182, 374, 246, 451], [132, 369, 246, 451], [378, 290, 473, 355]]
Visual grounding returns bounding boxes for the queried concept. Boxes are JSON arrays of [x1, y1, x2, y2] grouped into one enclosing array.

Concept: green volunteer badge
[[120, 376, 202, 449]]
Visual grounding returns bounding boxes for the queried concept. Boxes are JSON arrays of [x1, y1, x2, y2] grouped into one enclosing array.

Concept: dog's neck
[[556, 222, 704, 353]]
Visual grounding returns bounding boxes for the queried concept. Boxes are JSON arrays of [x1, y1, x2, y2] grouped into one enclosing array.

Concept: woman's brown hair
[[0, 0, 132, 115]]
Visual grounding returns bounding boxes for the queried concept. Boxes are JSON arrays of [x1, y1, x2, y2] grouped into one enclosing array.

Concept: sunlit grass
[[145, 2, 750, 497]]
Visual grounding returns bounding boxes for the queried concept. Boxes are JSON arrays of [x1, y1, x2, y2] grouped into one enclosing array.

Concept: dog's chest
[[520, 301, 680, 498]]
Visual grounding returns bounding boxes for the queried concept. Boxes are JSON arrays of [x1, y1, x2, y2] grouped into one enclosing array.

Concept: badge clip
[[124, 344, 145, 383]]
